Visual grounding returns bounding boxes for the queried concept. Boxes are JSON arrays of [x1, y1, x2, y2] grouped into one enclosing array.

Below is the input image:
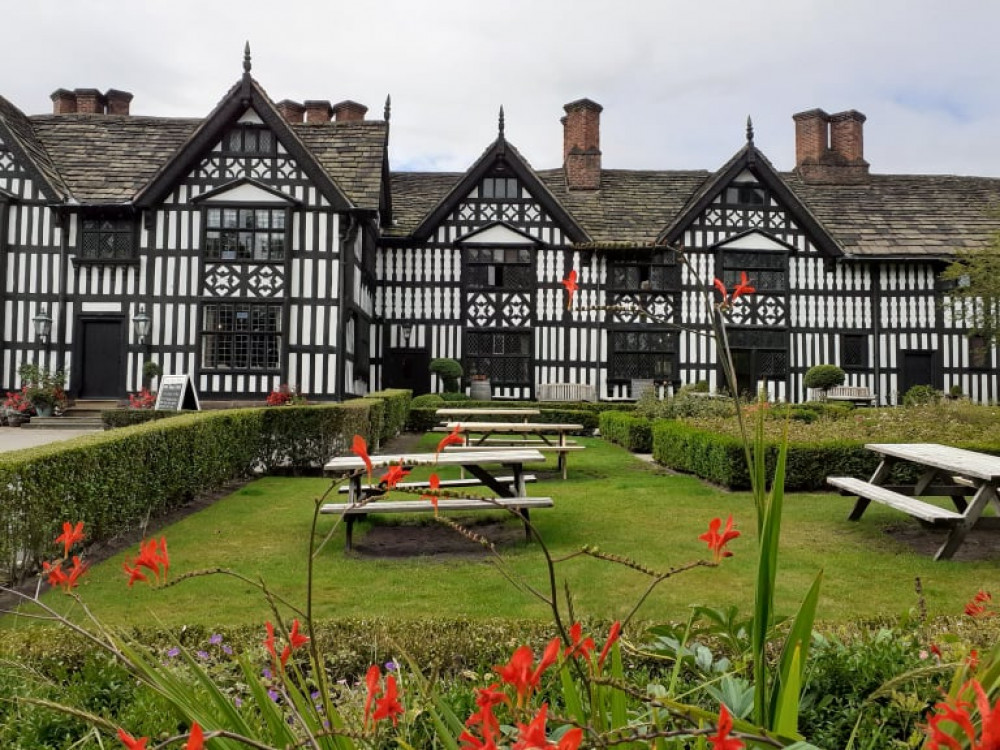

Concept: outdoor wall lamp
[[133, 304, 152, 345], [33, 305, 52, 345], [401, 322, 413, 346]]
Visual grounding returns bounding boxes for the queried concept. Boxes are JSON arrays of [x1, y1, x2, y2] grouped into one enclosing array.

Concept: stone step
[[63, 400, 121, 418], [21, 416, 104, 431]]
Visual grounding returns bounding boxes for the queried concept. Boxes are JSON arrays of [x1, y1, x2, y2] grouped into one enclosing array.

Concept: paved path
[[0, 426, 101, 453]]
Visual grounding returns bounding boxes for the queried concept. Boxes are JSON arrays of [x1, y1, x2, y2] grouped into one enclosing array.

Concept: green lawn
[[16, 435, 997, 630]]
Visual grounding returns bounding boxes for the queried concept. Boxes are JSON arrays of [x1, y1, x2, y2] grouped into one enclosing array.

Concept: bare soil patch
[[885, 522, 1000, 562]]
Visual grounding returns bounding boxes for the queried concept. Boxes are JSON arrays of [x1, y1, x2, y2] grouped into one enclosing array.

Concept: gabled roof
[[134, 74, 355, 210], [294, 120, 388, 213], [409, 136, 591, 243], [658, 140, 843, 258], [0, 95, 69, 201]]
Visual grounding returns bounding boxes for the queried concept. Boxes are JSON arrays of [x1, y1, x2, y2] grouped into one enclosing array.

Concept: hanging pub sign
[[154, 373, 201, 411]]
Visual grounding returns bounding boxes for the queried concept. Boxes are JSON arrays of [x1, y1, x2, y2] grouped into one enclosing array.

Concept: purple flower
[[385, 660, 397, 672], [268, 688, 279, 702], [233, 696, 243, 708], [222, 645, 233, 655], [209, 633, 223, 645], [167, 647, 180, 659], [262, 667, 272, 680], [311, 690, 321, 701], [197, 650, 210, 660]]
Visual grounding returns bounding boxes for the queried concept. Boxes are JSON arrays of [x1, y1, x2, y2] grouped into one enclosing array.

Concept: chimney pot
[[73, 88, 105, 115], [50, 88, 77, 115], [332, 100, 368, 122], [793, 107, 870, 184], [792, 108, 829, 166], [105, 89, 133, 115], [276, 99, 306, 124], [562, 98, 603, 190], [829, 109, 866, 163], [303, 99, 333, 123]]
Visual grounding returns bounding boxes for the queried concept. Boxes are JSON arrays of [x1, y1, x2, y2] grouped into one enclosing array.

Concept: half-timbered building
[[2, 55, 1000, 406]]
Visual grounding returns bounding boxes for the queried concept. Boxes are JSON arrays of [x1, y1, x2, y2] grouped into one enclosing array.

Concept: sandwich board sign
[[154, 374, 201, 411]]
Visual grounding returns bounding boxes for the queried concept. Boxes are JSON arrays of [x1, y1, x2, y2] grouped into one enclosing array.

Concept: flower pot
[[33, 402, 53, 418], [7, 414, 26, 427], [470, 378, 492, 401]]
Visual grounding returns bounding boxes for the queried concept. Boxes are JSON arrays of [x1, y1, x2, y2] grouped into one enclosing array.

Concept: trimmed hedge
[[651, 420, 882, 491], [0, 399, 386, 585], [101, 409, 187, 429], [364, 389, 412, 443], [599, 411, 653, 452], [406, 403, 601, 432]]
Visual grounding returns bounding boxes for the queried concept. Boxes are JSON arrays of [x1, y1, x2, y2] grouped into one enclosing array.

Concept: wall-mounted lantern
[[133, 304, 152, 345], [33, 305, 52, 345]]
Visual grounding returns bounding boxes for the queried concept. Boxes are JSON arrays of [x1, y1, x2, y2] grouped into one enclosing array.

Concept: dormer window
[[223, 125, 276, 156], [79, 216, 135, 261], [481, 177, 519, 199]]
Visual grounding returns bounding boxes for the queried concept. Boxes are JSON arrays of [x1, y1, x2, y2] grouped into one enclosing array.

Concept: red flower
[[364, 664, 382, 725], [700, 515, 741, 563], [924, 679, 1000, 750], [513, 704, 550, 749], [117, 728, 148, 750], [288, 618, 309, 650], [122, 561, 148, 588], [597, 621, 621, 671], [55, 521, 85, 558], [707, 704, 744, 750], [496, 638, 560, 706], [380, 464, 411, 490], [713, 272, 755, 309], [65, 556, 87, 591], [43, 560, 68, 589], [964, 590, 994, 618], [264, 621, 279, 666], [126, 538, 169, 586], [563, 622, 595, 662], [464, 682, 507, 743], [352, 434, 373, 481], [421, 473, 442, 513], [185, 722, 204, 750], [561, 269, 579, 311], [436, 423, 465, 457], [373, 673, 404, 726]]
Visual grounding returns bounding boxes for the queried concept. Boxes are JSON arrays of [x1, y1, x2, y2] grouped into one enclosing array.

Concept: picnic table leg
[[519, 508, 531, 541], [345, 517, 355, 552], [936, 483, 997, 560], [851, 459, 892, 520], [559, 450, 568, 480]]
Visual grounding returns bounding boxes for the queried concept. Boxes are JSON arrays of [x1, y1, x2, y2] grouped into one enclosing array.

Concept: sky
[[5, 1, 1000, 177]]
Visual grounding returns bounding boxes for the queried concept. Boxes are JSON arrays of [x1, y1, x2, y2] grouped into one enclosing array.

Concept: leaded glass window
[[610, 330, 675, 381], [842, 334, 868, 370], [80, 217, 135, 260], [608, 250, 678, 291], [465, 331, 530, 385], [720, 250, 786, 293], [970, 335, 991, 370], [223, 126, 276, 155], [204, 207, 287, 261], [201, 303, 282, 372], [481, 177, 519, 199], [465, 247, 533, 289]]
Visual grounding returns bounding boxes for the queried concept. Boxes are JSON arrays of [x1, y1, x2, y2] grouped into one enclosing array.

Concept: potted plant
[[3, 387, 33, 426], [18, 362, 67, 418]]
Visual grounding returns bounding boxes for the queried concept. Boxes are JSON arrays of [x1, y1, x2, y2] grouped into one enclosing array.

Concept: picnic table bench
[[435, 408, 540, 422], [323, 449, 552, 551], [436, 421, 585, 479], [828, 442, 1000, 560]]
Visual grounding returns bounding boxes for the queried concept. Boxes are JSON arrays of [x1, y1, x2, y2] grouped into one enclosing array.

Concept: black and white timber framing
[[2, 57, 1000, 405]]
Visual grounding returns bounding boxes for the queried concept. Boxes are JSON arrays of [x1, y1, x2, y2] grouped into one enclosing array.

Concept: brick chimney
[[276, 99, 306, 123], [105, 89, 133, 115], [793, 107, 869, 184], [74, 88, 105, 115], [50, 89, 77, 114], [332, 100, 368, 122], [303, 100, 333, 123], [562, 98, 602, 191]]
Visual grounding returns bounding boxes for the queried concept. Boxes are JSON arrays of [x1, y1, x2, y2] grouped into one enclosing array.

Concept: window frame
[[969, 334, 992, 371], [464, 246, 534, 290], [608, 329, 676, 384], [841, 333, 869, 371], [464, 330, 532, 386], [220, 125, 278, 157], [202, 205, 289, 262], [200, 301, 283, 374], [75, 213, 138, 265]]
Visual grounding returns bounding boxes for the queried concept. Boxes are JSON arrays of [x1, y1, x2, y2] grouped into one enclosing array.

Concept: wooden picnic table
[[827, 443, 1000, 560], [437, 421, 585, 479], [435, 408, 540, 422], [323, 448, 550, 551]]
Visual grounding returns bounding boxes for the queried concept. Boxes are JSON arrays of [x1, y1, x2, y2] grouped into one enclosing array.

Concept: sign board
[[154, 374, 201, 411]]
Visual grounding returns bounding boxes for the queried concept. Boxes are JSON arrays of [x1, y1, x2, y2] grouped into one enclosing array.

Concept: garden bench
[[824, 386, 875, 405], [320, 496, 554, 551], [535, 383, 596, 402]]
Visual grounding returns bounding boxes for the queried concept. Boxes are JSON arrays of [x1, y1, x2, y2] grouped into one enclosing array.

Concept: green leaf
[[770, 570, 823, 738]]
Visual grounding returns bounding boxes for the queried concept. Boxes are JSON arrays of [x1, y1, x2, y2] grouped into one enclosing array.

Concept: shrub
[[102, 409, 183, 429], [265, 384, 307, 406], [803, 364, 846, 392], [429, 358, 463, 392], [364, 389, 412, 441], [440, 391, 471, 402], [141, 361, 163, 389], [903, 384, 942, 406], [410, 393, 444, 408], [599, 411, 653, 452]]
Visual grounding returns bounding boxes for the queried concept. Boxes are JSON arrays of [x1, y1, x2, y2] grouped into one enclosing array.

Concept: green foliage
[[429, 357, 463, 392], [410, 393, 445, 408], [439, 391, 471, 402], [141, 360, 163, 388], [102, 409, 185, 428], [803, 364, 847, 391], [363, 389, 412, 441], [637, 390, 737, 420], [17, 362, 67, 409], [903, 384, 942, 406], [598, 410, 653, 452], [940, 242, 1000, 345]]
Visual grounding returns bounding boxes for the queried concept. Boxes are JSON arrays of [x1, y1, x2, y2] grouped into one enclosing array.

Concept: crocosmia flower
[[924, 678, 999, 750], [713, 272, 755, 309], [380, 464, 410, 490], [597, 621, 621, 671], [352, 434, 373, 481], [964, 589, 994, 618], [55, 521, 85, 558], [185, 722, 204, 750], [700, 515, 741, 563], [117, 727, 149, 750], [421, 473, 442, 513], [372, 673, 404, 726], [436, 423, 464, 457], [707, 704, 744, 749], [561, 269, 579, 310]]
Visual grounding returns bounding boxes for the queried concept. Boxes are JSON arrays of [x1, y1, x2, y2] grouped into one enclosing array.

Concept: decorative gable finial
[[498, 105, 505, 140], [384, 94, 391, 122], [243, 42, 252, 75], [746, 115, 754, 144]]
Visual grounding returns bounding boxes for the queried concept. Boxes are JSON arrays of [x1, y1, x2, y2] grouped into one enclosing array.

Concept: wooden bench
[[827, 476, 964, 524], [536, 383, 596, 402], [824, 386, 875, 405], [337, 474, 537, 493], [445, 444, 584, 480], [321, 496, 554, 551]]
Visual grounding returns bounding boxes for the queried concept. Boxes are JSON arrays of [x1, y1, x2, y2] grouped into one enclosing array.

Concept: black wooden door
[[382, 348, 431, 394], [79, 319, 124, 398], [899, 350, 936, 400]]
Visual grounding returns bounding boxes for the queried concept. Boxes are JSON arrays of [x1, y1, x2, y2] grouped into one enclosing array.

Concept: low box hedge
[[599, 411, 653, 452]]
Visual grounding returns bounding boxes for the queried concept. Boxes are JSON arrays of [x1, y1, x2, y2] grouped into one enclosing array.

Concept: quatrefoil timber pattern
[[464, 291, 534, 328], [611, 293, 675, 324], [727, 294, 787, 327], [203, 264, 285, 298]]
